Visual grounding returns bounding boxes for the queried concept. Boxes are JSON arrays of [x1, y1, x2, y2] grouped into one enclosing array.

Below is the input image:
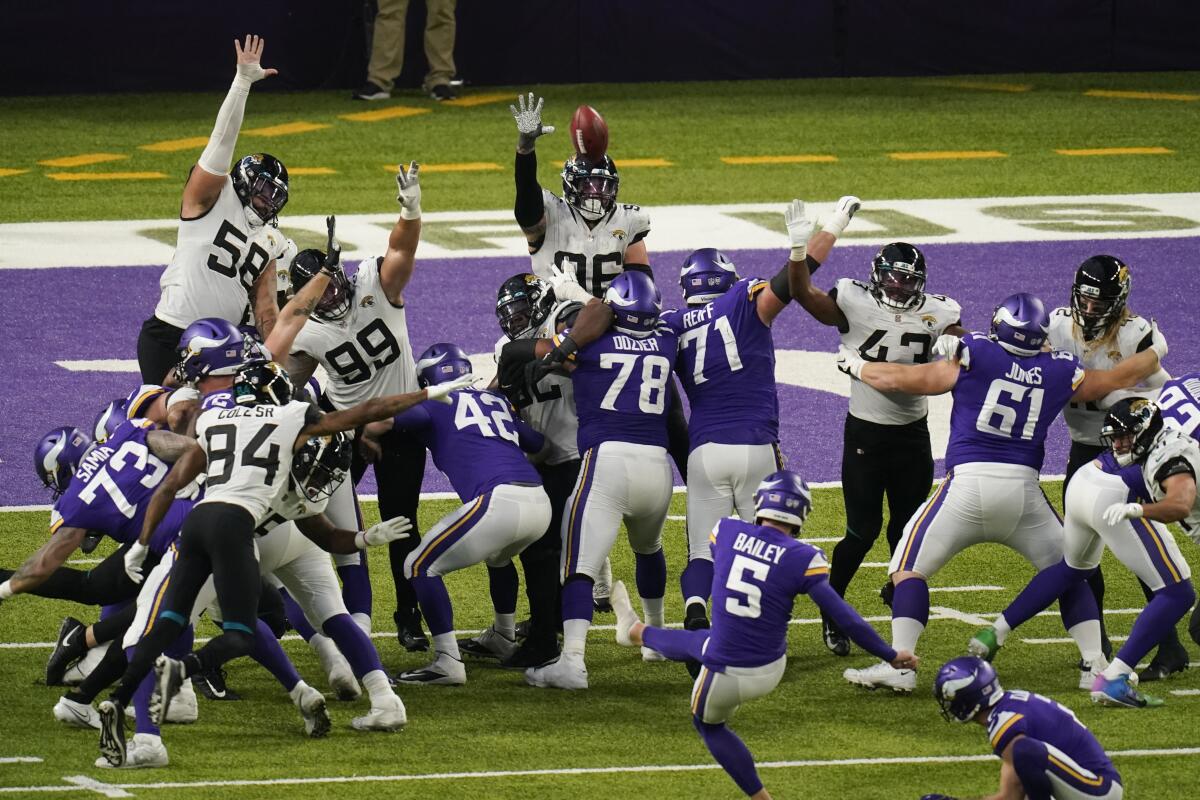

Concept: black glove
[[323, 215, 341, 274]]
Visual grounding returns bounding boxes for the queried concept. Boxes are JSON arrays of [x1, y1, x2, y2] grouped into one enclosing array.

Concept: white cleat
[[312, 634, 361, 701], [843, 661, 917, 694], [95, 733, 168, 769], [166, 679, 197, 724], [54, 696, 101, 729], [1080, 656, 1109, 691], [459, 626, 519, 661], [397, 651, 467, 686], [64, 641, 111, 686], [610, 581, 639, 647], [525, 653, 589, 690], [351, 694, 407, 732], [641, 646, 666, 662], [593, 558, 613, 612], [293, 683, 331, 738]]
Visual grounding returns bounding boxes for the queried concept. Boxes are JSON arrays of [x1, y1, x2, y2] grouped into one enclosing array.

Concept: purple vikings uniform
[[1158, 371, 1200, 440], [662, 279, 785, 564], [51, 419, 192, 555]]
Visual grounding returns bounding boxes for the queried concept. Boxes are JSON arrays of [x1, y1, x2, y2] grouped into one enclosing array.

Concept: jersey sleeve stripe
[[989, 712, 1024, 748], [1047, 753, 1104, 787], [49, 516, 65, 534], [804, 566, 830, 577]]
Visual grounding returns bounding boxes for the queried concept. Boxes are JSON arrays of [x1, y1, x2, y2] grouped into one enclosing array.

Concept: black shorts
[[137, 316, 185, 385], [158, 502, 260, 632]]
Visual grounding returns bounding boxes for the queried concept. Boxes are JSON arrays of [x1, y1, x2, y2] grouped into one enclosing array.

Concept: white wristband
[[789, 245, 808, 262], [399, 205, 421, 221], [354, 531, 368, 550], [0, 579, 14, 600], [822, 215, 850, 237]]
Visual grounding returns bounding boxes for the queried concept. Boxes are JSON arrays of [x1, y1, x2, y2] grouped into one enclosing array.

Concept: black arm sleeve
[[805, 254, 822, 275], [514, 150, 544, 230], [769, 266, 791, 303]]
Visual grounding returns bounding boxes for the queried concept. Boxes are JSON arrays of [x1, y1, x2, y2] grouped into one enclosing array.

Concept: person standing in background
[[353, 0, 458, 101]]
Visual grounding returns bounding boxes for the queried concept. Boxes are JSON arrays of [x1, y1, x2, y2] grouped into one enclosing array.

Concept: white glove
[[545, 264, 593, 303], [1103, 502, 1144, 527], [355, 516, 414, 549], [784, 200, 814, 262], [396, 161, 422, 220], [233, 35, 278, 87], [1149, 319, 1168, 360], [426, 373, 477, 404], [0, 579, 14, 600], [511, 92, 555, 152], [836, 345, 866, 380], [124, 542, 149, 585], [932, 333, 962, 361], [822, 195, 862, 237]]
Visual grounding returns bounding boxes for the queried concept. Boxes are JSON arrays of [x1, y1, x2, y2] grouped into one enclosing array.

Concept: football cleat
[[397, 652, 467, 686], [843, 661, 916, 693], [459, 626, 519, 661], [1079, 657, 1108, 691], [967, 627, 1001, 662], [351, 694, 407, 732], [683, 601, 711, 679], [54, 696, 101, 729], [168, 679, 198, 724], [97, 700, 127, 767], [1091, 673, 1164, 708], [46, 616, 87, 686], [311, 634, 361, 701], [95, 733, 168, 769], [293, 683, 331, 737], [822, 617, 851, 658], [150, 656, 184, 726], [499, 639, 561, 670], [394, 612, 430, 653], [641, 646, 666, 662], [193, 666, 240, 701], [525, 653, 589, 691], [610, 581, 640, 647], [593, 558, 613, 612], [1140, 645, 1190, 682]]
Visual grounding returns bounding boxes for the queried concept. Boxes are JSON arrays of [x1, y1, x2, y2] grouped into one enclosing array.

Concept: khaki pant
[[367, 0, 457, 91]]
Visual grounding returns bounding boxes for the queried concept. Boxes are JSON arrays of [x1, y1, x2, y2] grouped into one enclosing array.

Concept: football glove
[[322, 215, 341, 275], [836, 345, 866, 380], [822, 195, 861, 237], [1149, 318, 1168, 359], [427, 374, 477, 404], [124, 542, 149, 585], [355, 516, 413, 549], [0, 579, 14, 601], [783, 199, 813, 262], [932, 333, 962, 361], [1103, 502, 1144, 527], [234, 35, 278, 86], [511, 92, 555, 152], [544, 263, 593, 304], [396, 161, 422, 220]]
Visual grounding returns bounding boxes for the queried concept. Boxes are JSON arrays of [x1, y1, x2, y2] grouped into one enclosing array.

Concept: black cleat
[[499, 638, 561, 670], [46, 617, 87, 686], [683, 604, 710, 680], [514, 619, 532, 640], [879, 580, 895, 610], [97, 700, 126, 767], [79, 532, 104, 554], [822, 617, 851, 657], [395, 616, 429, 653], [193, 666, 240, 701], [1140, 645, 1190, 683]]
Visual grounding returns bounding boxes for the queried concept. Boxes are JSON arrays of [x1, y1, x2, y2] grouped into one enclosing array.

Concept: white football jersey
[[1142, 427, 1200, 536], [493, 299, 580, 465], [194, 398, 312, 523], [531, 189, 651, 298], [155, 177, 290, 329], [1048, 307, 1162, 446], [833, 279, 962, 425], [290, 257, 418, 410], [254, 480, 331, 536]]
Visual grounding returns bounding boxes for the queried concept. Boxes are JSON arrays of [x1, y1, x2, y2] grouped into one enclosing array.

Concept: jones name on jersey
[[531, 190, 650, 297]]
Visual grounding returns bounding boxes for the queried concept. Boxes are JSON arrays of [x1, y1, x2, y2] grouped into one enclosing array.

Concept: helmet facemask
[[871, 264, 925, 310], [562, 157, 619, 221]]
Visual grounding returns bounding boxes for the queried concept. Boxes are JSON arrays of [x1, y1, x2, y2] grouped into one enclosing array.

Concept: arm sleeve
[[768, 266, 791, 303], [391, 404, 433, 432], [807, 580, 898, 663], [514, 150, 544, 229], [804, 254, 822, 276], [513, 417, 546, 454], [198, 76, 253, 176]]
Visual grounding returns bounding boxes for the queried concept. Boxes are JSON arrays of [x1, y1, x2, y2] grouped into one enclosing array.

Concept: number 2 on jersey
[[679, 317, 743, 383], [724, 554, 770, 618], [454, 392, 520, 444], [1157, 384, 1200, 436]]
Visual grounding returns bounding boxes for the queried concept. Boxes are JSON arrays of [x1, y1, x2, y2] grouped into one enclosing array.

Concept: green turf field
[[1, 485, 1197, 798], [0, 71, 1197, 222]]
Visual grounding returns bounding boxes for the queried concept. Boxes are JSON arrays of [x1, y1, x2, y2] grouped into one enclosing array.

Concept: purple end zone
[[2, 237, 1195, 507]]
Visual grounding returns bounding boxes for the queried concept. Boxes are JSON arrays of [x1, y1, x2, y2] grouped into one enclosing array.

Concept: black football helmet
[[496, 273, 554, 339], [1100, 398, 1163, 467], [289, 249, 354, 321], [292, 432, 352, 502], [870, 242, 927, 310], [233, 360, 294, 406], [561, 154, 619, 221], [1072, 255, 1130, 341], [231, 153, 289, 227]]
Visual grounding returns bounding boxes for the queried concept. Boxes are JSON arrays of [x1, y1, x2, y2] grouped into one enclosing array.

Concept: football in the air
[[570, 105, 609, 161]]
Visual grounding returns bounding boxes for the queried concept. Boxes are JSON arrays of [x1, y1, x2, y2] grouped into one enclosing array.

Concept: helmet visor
[[497, 297, 534, 339], [249, 174, 288, 220], [576, 175, 617, 216], [876, 267, 924, 306]]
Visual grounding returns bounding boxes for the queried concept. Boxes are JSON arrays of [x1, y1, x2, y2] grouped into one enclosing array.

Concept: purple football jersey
[[945, 334, 1083, 471], [569, 325, 679, 453], [703, 517, 829, 669], [661, 278, 779, 451], [987, 690, 1119, 781], [51, 420, 191, 554], [1158, 371, 1200, 441], [392, 388, 542, 502], [1096, 452, 1150, 501]]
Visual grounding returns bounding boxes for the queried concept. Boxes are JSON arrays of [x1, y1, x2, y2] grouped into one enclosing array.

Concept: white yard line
[[0, 757, 43, 764], [60, 776, 132, 798], [1169, 689, 1200, 696]]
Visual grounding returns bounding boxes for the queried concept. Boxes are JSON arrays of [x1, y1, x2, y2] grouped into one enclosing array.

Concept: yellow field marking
[[38, 153, 128, 168], [889, 150, 1007, 161], [242, 121, 331, 137], [139, 136, 210, 153], [384, 162, 501, 173], [618, 158, 673, 167], [287, 167, 338, 176], [924, 79, 1032, 93], [1055, 146, 1173, 157], [339, 106, 431, 123], [46, 172, 168, 181], [1085, 89, 1199, 102], [0, 168, 30, 178], [443, 92, 517, 108], [721, 154, 837, 165]]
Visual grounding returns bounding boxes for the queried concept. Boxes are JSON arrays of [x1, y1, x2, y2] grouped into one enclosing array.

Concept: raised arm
[[265, 216, 340, 360], [295, 376, 474, 448], [511, 93, 555, 249], [378, 162, 423, 304], [182, 35, 277, 218], [784, 200, 849, 329], [840, 348, 961, 395], [250, 266, 279, 339]]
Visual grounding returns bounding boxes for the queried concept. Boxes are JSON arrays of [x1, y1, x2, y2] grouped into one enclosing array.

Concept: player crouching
[[610, 470, 916, 799]]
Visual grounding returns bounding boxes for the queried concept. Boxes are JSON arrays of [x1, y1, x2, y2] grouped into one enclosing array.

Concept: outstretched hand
[[396, 161, 422, 219], [511, 92, 555, 152], [234, 35, 277, 84], [323, 215, 341, 274]]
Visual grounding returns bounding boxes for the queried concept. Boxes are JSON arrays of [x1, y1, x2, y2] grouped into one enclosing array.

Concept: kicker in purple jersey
[[703, 517, 829, 669], [51, 420, 193, 554], [661, 278, 779, 451], [987, 690, 1120, 782], [1157, 371, 1200, 441], [945, 334, 1083, 472], [569, 325, 680, 453], [1095, 451, 1151, 501], [391, 388, 542, 503]]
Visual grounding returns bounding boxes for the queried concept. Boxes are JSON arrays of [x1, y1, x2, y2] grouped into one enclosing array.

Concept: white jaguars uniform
[[291, 257, 418, 410], [531, 189, 651, 298], [1143, 428, 1200, 537], [155, 177, 290, 328], [832, 279, 961, 424], [1048, 308, 1166, 445], [492, 298, 581, 465]]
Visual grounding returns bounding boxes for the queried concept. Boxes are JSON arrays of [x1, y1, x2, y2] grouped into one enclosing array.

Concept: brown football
[[569, 104, 609, 161]]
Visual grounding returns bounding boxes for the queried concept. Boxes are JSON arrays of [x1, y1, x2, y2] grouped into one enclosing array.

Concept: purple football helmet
[[753, 470, 813, 531], [34, 426, 93, 497], [934, 656, 1004, 722], [93, 398, 128, 444], [604, 271, 662, 335], [415, 343, 473, 388], [175, 318, 247, 384], [990, 292, 1050, 356], [679, 248, 740, 306]]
